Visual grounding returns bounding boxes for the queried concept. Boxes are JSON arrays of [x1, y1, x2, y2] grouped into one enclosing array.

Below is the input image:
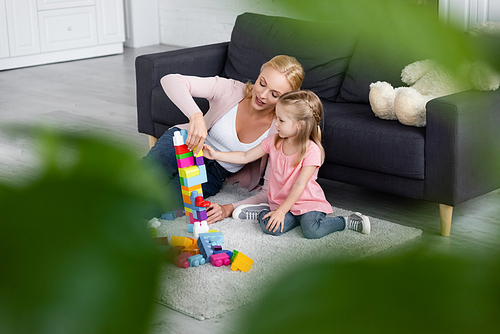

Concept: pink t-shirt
[[261, 135, 333, 215]]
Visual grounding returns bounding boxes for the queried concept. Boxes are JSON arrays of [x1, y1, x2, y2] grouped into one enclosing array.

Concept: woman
[[144, 55, 304, 223]]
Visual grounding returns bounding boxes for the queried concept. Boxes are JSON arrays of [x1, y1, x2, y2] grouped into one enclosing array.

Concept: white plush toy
[[369, 22, 500, 127]]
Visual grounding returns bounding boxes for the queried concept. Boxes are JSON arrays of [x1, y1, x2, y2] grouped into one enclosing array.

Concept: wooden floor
[[1, 45, 499, 334]]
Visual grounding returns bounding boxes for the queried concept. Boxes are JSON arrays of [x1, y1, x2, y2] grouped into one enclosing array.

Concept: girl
[[203, 90, 370, 238]]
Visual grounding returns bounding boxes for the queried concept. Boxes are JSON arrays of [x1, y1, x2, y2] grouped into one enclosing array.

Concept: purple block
[[197, 209, 207, 221], [213, 245, 222, 251], [195, 156, 205, 166]]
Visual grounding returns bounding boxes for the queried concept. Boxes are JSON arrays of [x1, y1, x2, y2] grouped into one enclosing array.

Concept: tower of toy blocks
[[173, 130, 210, 230]]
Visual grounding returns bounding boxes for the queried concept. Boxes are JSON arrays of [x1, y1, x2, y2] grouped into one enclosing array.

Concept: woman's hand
[[187, 113, 207, 156], [263, 209, 285, 233], [206, 203, 234, 225]]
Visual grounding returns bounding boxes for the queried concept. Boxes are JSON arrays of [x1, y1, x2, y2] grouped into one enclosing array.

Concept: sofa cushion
[[321, 101, 425, 180], [223, 12, 358, 102], [337, 34, 422, 104]]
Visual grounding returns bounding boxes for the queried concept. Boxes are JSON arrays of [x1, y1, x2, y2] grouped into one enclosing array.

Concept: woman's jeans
[[258, 210, 346, 239], [143, 127, 232, 211]]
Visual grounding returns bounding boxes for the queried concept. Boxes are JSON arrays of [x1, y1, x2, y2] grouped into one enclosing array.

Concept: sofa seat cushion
[[322, 101, 425, 180], [223, 12, 358, 102]]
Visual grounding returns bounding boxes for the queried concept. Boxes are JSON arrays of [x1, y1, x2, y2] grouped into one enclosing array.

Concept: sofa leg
[[439, 204, 453, 237], [148, 135, 158, 149]]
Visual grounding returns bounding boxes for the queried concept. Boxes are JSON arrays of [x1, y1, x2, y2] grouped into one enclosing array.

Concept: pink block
[[174, 252, 192, 268], [177, 156, 195, 168], [210, 253, 231, 267]]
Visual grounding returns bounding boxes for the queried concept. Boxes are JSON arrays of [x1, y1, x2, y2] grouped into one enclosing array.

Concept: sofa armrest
[[135, 42, 229, 137], [425, 89, 500, 206]]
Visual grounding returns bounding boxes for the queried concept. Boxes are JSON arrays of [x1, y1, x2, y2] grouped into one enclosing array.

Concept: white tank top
[[205, 104, 270, 173]]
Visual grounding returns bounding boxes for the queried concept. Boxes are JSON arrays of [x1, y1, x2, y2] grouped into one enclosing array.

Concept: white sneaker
[[345, 212, 371, 234], [232, 203, 270, 221]]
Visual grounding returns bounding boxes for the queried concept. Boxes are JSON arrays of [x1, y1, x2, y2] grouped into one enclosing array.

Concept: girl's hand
[[187, 113, 207, 155], [206, 203, 234, 225], [264, 209, 285, 233], [202, 144, 218, 160]]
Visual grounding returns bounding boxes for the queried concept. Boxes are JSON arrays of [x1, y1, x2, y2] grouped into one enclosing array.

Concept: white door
[[5, 0, 41, 56], [96, 0, 125, 44], [0, 0, 10, 58]]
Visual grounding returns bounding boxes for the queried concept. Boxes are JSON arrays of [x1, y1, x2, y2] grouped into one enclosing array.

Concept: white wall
[[157, 0, 289, 47], [440, 0, 500, 31]]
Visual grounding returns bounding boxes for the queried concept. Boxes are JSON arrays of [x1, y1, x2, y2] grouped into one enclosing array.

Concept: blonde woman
[[145, 55, 304, 222], [204, 90, 371, 238]]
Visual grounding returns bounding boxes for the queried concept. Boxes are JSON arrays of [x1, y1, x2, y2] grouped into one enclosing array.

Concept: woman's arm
[[160, 74, 225, 155], [203, 143, 266, 165], [264, 165, 317, 233]]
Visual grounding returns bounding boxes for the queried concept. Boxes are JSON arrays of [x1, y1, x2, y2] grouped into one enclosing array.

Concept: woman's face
[[251, 66, 293, 112]]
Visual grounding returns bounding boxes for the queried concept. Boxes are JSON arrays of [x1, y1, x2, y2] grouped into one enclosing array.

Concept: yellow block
[[170, 236, 194, 248], [230, 252, 253, 272], [179, 165, 199, 179]]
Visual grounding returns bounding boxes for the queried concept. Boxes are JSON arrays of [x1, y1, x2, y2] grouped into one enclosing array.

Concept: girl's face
[[251, 66, 293, 112], [274, 104, 299, 139]]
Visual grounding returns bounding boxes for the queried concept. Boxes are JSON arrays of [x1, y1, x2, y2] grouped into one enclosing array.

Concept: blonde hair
[[244, 55, 305, 99], [274, 90, 325, 166]]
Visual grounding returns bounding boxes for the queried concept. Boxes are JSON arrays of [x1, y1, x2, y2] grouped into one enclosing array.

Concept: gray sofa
[[135, 12, 500, 236]]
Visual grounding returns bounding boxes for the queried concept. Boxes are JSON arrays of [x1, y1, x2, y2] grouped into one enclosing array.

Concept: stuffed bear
[[369, 22, 500, 127]]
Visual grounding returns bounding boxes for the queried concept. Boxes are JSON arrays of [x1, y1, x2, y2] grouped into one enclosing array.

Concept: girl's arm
[[264, 165, 317, 233], [203, 143, 266, 165]]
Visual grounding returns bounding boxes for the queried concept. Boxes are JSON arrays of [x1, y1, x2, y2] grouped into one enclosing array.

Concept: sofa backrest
[[222, 12, 358, 102], [336, 34, 422, 104]]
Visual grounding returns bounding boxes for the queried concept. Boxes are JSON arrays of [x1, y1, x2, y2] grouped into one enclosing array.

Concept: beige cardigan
[[161, 74, 277, 193]]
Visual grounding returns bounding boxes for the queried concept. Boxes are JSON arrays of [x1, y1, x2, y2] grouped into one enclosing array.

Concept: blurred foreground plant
[[0, 127, 167, 334], [241, 252, 500, 333]]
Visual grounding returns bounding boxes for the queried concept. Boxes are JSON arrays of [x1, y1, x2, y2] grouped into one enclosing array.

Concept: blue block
[[184, 202, 207, 212], [198, 232, 223, 247], [214, 249, 233, 258], [188, 254, 205, 267], [197, 235, 213, 260], [180, 172, 208, 188], [180, 129, 188, 143], [161, 211, 176, 220], [187, 223, 194, 232]]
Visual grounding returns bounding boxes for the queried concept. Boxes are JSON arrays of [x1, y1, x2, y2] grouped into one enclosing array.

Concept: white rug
[[155, 183, 422, 320]]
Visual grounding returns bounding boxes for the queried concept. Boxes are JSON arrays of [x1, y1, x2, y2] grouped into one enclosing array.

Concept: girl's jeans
[[143, 127, 232, 211], [258, 210, 346, 239]]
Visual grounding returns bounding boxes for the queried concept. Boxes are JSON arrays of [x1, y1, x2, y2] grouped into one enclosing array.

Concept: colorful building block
[[210, 253, 231, 267], [214, 249, 233, 258], [161, 211, 177, 220], [177, 155, 195, 168], [198, 232, 223, 246], [197, 234, 213, 260], [193, 221, 209, 239], [187, 223, 194, 233], [179, 165, 200, 179], [188, 254, 206, 267], [230, 251, 253, 272], [174, 252, 192, 268], [170, 236, 194, 248]]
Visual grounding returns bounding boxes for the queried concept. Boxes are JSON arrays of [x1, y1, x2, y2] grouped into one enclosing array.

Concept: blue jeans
[[258, 210, 346, 239], [143, 127, 232, 210]]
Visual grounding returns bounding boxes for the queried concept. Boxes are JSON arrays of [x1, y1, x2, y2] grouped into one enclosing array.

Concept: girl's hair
[[274, 90, 325, 166], [244, 55, 305, 98]]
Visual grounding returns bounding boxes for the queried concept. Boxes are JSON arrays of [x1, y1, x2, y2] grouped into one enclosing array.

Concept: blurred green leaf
[[0, 127, 168, 334], [241, 253, 500, 334]]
